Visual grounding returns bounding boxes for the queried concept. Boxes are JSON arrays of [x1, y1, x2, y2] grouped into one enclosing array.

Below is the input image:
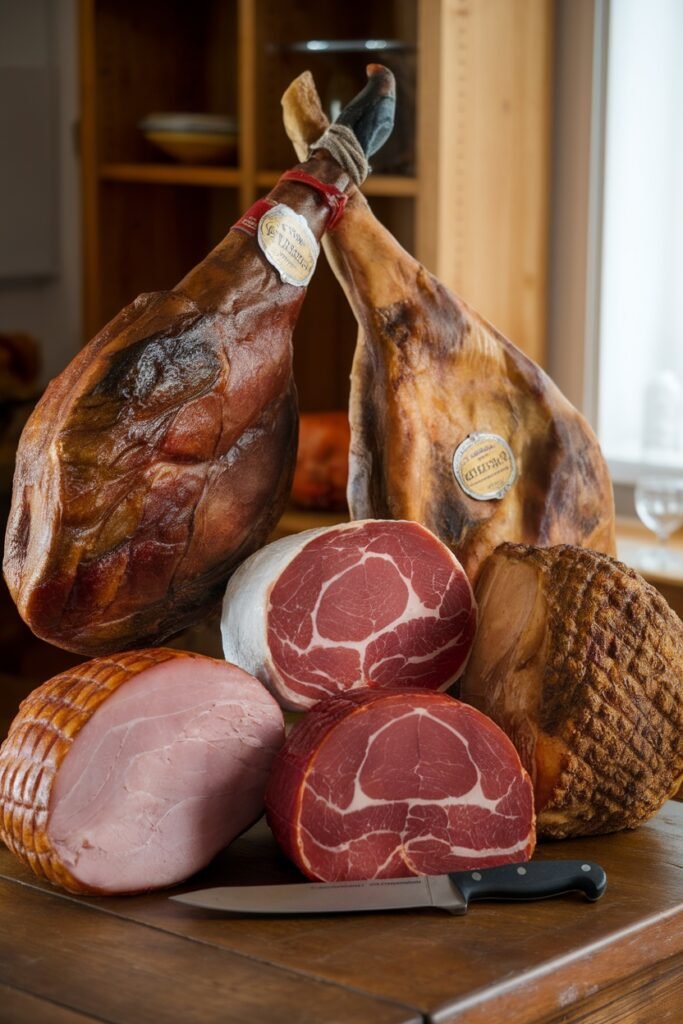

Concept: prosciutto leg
[[3, 72, 395, 655], [281, 68, 616, 583]]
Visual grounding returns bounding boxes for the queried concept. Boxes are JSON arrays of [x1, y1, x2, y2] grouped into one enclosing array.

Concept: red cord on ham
[[0, 649, 284, 894], [266, 689, 536, 881], [221, 519, 477, 711]]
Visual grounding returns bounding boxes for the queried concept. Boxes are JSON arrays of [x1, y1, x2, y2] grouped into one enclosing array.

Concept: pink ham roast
[[0, 649, 284, 894], [266, 689, 536, 881], [220, 519, 477, 711]]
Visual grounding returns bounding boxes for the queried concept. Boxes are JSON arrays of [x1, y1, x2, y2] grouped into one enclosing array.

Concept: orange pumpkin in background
[[291, 411, 350, 512]]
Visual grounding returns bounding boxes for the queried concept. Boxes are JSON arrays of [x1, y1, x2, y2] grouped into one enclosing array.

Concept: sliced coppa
[[0, 649, 284, 894], [221, 519, 477, 711], [265, 689, 535, 881]]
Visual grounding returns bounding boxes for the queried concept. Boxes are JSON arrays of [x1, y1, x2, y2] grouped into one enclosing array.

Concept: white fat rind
[[222, 521, 381, 706], [221, 526, 329, 703]]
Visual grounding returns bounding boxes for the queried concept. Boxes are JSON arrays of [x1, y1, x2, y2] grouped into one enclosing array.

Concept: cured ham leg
[[3, 74, 394, 655], [282, 68, 616, 583]]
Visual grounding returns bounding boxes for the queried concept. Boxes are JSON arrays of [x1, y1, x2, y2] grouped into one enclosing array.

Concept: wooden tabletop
[[1, 802, 682, 1024]]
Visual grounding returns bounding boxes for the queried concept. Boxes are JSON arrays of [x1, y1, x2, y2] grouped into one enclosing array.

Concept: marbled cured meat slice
[[460, 543, 683, 838], [221, 519, 477, 711], [3, 71, 395, 655], [0, 649, 284, 894], [265, 689, 535, 881], [281, 68, 616, 584]]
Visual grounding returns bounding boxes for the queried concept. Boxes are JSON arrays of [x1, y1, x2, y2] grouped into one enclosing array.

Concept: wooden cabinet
[[79, 0, 552, 412]]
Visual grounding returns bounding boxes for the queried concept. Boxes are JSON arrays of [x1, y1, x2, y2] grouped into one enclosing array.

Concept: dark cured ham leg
[[3, 75, 394, 656], [282, 68, 616, 584]]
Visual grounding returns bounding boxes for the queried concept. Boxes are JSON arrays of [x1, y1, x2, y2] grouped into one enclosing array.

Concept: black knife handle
[[450, 860, 607, 906]]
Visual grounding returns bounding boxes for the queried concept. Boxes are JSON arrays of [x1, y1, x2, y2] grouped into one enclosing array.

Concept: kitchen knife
[[170, 860, 607, 915]]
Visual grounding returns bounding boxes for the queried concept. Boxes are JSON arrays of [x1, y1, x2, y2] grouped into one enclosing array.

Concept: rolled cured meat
[[0, 649, 284, 894], [221, 519, 477, 711], [460, 543, 683, 838], [265, 689, 536, 881]]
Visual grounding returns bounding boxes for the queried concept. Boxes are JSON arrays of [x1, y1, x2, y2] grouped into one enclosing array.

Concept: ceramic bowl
[[139, 113, 238, 165]]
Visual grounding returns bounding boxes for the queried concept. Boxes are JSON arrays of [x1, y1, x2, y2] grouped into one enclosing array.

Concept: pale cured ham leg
[[282, 68, 616, 583], [3, 73, 394, 655]]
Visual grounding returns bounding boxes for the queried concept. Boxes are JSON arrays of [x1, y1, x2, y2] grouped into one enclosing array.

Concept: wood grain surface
[[1, 801, 681, 1024]]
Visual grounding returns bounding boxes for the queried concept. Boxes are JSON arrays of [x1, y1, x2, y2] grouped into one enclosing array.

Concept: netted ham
[[281, 68, 616, 584], [221, 519, 477, 711], [3, 72, 395, 656], [265, 689, 535, 881], [460, 543, 683, 838], [0, 649, 284, 894]]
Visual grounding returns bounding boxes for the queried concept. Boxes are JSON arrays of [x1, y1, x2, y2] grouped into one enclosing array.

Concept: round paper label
[[257, 204, 318, 287], [452, 433, 517, 501]]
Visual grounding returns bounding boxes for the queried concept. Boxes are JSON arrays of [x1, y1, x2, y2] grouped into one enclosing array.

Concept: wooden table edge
[[429, 903, 683, 1023], [0, 979, 111, 1024]]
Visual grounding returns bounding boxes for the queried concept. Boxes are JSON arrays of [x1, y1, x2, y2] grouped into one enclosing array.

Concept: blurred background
[[0, 0, 681, 728]]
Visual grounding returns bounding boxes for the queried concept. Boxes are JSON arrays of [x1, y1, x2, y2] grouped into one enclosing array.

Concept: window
[[549, 0, 683, 495], [598, 0, 683, 476]]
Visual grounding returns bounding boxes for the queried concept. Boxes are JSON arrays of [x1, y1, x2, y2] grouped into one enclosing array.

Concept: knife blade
[[170, 860, 607, 915]]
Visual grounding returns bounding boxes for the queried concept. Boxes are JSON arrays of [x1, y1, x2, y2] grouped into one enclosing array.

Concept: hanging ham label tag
[[257, 204, 318, 287], [452, 433, 517, 500]]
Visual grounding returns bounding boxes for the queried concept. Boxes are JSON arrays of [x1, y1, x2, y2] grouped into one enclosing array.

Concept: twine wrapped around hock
[[310, 124, 369, 186]]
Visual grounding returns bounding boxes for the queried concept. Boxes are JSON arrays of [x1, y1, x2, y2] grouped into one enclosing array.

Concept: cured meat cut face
[[3, 72, 395, 655], [281, 68, 616, 584], [221, 519, 477, 711], [460, 543, 683, 838], [0, 649, 284, 894], [265, 689, 536, 881]]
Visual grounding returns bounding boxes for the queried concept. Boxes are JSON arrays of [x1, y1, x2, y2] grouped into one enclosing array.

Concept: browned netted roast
[[3, 72, 395, 655], [282, 69, 616, 584], [459, 543, 683, 838]]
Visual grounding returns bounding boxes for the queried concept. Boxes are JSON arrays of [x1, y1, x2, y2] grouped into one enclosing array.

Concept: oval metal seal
[[257, 203, 318, 287], [452, 432, 517, 501]]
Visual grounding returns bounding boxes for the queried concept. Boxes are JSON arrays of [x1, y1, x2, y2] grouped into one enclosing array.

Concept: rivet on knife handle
[[450, 860, 607, 906]]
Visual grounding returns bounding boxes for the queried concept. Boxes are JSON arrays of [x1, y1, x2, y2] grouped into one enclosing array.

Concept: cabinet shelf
[[99, 163, 242, 188], [98, 163, 418, 198], [81, 0, 552, 412]]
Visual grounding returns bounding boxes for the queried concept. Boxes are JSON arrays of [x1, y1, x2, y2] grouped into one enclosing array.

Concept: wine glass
[[634, 473, 683, 568]]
